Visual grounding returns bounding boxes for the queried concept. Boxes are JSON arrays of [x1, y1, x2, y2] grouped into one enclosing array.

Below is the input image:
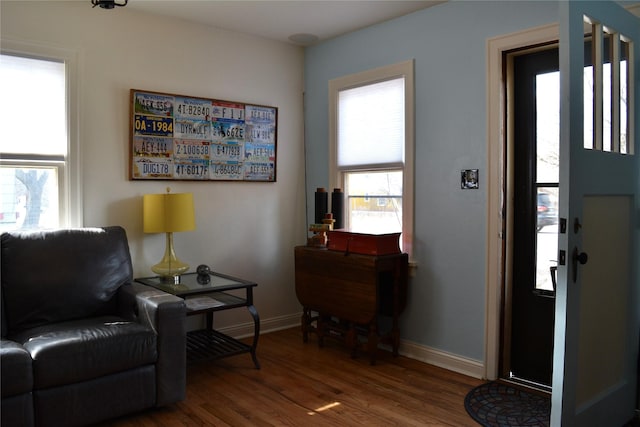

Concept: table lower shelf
[[187, 329, 259, 368]]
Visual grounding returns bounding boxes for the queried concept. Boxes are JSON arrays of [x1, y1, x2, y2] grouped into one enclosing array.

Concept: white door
[[552, 1, 640, 426]]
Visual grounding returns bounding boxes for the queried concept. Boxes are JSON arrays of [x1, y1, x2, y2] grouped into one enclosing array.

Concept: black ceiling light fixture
[[91, 0, 128, 9]]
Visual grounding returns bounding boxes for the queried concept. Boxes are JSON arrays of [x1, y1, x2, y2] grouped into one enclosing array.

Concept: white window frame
[[0, 39, 82, 229], [328, 59, 415, 258]]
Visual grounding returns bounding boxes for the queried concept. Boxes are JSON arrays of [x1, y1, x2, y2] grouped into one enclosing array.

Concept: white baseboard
[[216, 312, 300, 338], [217, 313, 485, 380], [399, 339, 485, 379]]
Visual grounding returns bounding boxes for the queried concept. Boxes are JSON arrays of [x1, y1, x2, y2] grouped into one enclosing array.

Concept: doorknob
[[575, 251, 588, 264], [572, 247, 588, 283]]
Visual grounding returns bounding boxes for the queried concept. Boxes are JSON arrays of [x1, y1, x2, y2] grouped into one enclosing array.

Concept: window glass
[[0, 166, 59, 231], [345, 170, 402, 234]]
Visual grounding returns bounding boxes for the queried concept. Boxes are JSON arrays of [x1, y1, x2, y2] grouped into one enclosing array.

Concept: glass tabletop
[[135, 271, 256, 296]]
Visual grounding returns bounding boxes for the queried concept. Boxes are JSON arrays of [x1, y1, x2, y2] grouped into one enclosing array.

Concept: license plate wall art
[[130, 89, 277, 182]]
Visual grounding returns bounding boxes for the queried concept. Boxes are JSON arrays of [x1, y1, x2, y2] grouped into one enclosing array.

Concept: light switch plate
[[461, 169, 479, 189]]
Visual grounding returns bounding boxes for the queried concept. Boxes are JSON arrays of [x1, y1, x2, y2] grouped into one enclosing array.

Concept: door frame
[[485, 23, 558, 381]]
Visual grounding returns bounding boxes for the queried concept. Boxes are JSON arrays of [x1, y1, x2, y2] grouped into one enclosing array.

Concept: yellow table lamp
[[143, 188, 195, 278]]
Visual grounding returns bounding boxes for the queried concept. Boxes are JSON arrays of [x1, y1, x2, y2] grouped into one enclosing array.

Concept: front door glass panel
[[535, 71, 559, 292]]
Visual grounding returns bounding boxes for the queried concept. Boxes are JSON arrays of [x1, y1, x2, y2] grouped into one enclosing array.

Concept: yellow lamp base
[[151, 232, 190, 278]]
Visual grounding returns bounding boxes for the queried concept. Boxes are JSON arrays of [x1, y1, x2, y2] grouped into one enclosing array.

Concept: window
[[583, 29, 632, 154], [0, 42, 80, 231], [329, 60, 414, 257]]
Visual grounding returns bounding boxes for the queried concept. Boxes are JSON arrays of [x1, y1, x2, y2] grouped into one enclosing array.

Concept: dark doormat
[[464, 381, 550, 427]]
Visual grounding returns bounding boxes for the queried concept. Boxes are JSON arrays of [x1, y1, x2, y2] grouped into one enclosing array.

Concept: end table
[[135, 271, 260, 369]]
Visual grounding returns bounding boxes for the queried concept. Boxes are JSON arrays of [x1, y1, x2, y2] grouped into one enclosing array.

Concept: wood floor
[[101, 327, 485, 426]]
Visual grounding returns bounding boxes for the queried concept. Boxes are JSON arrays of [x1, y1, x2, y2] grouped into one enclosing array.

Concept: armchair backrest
[[0, 226, 133, 336]]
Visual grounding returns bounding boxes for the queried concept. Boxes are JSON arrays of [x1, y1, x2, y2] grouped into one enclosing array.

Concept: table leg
[[346, 323, 357, 358], [317, 313, 330, 348], [247, 304, 260, 369], [301, 308, 310, 343], [368, 323, 378, 365], [206, 312, 213, 330], [391, 324, 400, 357]]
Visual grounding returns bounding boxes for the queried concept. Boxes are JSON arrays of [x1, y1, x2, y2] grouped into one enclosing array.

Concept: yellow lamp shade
[[143, 192, 195, 233]]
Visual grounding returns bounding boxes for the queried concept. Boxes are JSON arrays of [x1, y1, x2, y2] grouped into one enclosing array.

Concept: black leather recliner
[[0, 226, 186, 427]]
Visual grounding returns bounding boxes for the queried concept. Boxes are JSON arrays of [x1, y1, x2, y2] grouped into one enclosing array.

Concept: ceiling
[[123, 0, 444, 46]]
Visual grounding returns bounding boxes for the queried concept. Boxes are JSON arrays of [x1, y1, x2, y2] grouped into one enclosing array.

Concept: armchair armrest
[[117, 282, 186, 406]]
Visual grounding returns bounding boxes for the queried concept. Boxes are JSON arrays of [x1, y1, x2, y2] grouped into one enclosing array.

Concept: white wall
[[1, 1, 306, 331]]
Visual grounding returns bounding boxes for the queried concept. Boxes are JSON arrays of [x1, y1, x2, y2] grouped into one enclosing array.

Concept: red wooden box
[[326, 231, 401, 256]]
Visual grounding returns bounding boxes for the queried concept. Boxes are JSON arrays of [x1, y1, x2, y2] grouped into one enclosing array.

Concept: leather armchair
[[0, 226, 186, 427]]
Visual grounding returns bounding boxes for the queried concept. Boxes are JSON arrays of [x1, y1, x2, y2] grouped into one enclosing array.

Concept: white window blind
[[337, 78, 405, 168], [0, 54, 67, 156]]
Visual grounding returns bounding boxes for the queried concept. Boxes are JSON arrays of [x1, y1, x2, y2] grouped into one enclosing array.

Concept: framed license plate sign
[[130, 89, 277, 182]]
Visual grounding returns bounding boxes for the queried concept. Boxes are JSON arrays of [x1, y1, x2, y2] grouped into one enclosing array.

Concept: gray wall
[[303, 1, 560, 361]]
